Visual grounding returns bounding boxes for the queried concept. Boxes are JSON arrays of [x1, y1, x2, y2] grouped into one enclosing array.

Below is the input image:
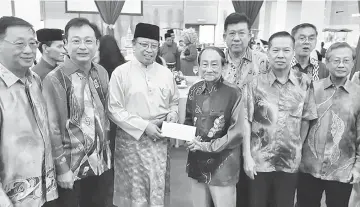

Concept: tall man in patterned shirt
[[42, 18, 111, 207], [243, 31, 317, 207], [297, 42, 359, 207], [0, 16, 58, 207], [221, 12, 268, 207], [291, 23, 329, 81]]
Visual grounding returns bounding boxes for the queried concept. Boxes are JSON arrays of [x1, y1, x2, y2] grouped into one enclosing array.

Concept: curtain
[[232, 0, 264, 27], [94, 0, 125, 36]]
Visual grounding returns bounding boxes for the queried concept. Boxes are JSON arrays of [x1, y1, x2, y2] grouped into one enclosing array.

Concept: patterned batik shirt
[[0, 63, 57, 207], [300, 77, 360, 183], [222, 47, 268, 93], [291, 56, 329, 81], [185, 77, 244, 186], [43, 57, 111, 180], [244, 69, 318, 173]]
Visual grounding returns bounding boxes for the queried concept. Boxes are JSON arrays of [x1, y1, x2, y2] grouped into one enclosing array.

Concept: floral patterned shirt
[[300, 77, 360, 183], [185, 77, 244, 186], [222, 47, 268, 92], [291, 56, 329, 81], [244, 69, 317, 173]]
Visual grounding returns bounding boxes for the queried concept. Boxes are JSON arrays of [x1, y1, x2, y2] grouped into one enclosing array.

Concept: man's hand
[[57, 170, 74, 189], [244, 155, 257, 180], [166, 112, 178, 123], [350, 168, 360, 184], [145, 122, 164, 142], [186, 136, 208, 152]]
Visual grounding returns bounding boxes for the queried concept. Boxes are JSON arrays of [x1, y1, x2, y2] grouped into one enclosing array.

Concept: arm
[[184, 88, 193, 126], [200, 94, 245, 153], [351, 112, 360, 183], [166, 78, 180, 123], [106, 71, 149, 140], [183, 45, 197, 62], [300, 120, 310, 142], [0, 109, 13, 207], [42, 75, 70, 176]]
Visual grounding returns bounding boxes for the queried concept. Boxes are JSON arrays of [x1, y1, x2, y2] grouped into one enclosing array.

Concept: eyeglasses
[[3, 39, 39, 50], [227, 31, 249, 39], [297, 36, 316, 43], [136, 41, 159, 50], [70, 38, 96, 47], [330, 59, 352, 65]]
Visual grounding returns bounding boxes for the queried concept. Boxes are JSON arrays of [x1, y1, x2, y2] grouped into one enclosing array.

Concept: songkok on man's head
[[134, 23, 160, 41], [167, 29, 174, 34], [165, 33, 171, 39], [36, 28, 63, 42]]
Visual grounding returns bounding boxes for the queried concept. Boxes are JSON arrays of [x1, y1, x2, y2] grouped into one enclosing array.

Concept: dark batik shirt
[[185, 77, 244, 186], [300, 77, 360, 183], [291, 56, 329, 81], [244, 69, 318, 173]]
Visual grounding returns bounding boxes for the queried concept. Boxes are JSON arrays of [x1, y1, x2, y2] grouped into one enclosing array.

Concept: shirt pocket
[[287, 113, 302, 140], [159, 86, 171, 101]]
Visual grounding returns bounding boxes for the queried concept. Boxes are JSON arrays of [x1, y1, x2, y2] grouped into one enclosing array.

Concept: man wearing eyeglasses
[[297, 42, 359, 207], [221, 12, 268, 207], [42, 18, 111, 207], [107, 23, 179, 207], [0, 16, 58, 207], [32, 28, 66, 80], [291, 23, 329, 81]]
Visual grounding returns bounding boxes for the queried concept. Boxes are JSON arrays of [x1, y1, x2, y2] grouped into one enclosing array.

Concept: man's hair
[[268, 31, 295, 48], [38, 41, 52, 53], [64, 18, 102, 40], [325, 42, 355, 61], [0, 16, 34, 40], [291, 23, 318, 37], [224, 12, 251, 32], [197, 46, 226, 66]]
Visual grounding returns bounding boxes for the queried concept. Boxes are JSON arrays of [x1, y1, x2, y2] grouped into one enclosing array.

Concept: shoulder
[[30, 70, 42, 86], [222, 80, 241, 95], [93, 62, 107, 74], [155, 62, 173, 77], [112, 61, 132, 76]]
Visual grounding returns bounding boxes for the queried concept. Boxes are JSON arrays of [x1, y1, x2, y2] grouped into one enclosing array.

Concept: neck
[[42, 55, 56, 67], [229, 48, 246, 63], [272, 67, 291, 84], [330, 75, 347, 87], [205, 77, 220, 90], [71, 59, 92, 74], [295, 54, 310, 66], [0, 59, 28, 79]]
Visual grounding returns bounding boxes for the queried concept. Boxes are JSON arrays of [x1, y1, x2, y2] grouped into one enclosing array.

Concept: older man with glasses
[[107, 23, 179, 207], [42, 17, 111, 207], [0, 16, 58, 207], [291, 23, 329, 81]]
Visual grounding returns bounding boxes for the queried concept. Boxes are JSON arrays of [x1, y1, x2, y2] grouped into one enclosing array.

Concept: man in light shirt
[[107, 23, 179, 207]]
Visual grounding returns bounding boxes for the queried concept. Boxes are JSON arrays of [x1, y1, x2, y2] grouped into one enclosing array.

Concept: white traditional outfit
[[107, 23, 179, 207]]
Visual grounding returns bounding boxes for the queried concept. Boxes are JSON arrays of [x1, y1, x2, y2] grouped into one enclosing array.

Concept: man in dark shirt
[[291, 23, 328, 81], [160, 33, 179, 71], [32, 28, 66, 80]]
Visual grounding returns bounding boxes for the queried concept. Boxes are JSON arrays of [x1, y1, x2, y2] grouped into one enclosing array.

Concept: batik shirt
[[300, 77, 360, 183], [222, 47, 268, 92], [0, 63, 57, 207], [43, 57, 111, 180], [244, 69, 317, 173], [185, 77, 244, 186], [291, 56, 329, 81]]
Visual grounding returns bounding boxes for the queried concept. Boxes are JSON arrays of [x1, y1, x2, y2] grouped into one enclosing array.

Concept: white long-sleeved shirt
[[107, 59, 179, 140]]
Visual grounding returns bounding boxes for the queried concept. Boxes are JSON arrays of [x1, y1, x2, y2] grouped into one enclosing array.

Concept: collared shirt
[[0, 63, 57, 206], [300, 77, 360, 183], [160, 42, 179, 64], [185, 77, 244, 186], [244, 69, 318, 173], [107, 59, 179, 140], [222, 47, 268, 92], [42, 57, 111, 180], [32, 58, 57, 80], [291, 56, 329, 81]]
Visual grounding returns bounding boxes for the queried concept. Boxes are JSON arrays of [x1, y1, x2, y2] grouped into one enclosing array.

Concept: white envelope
[[161, 122, 196, 141]]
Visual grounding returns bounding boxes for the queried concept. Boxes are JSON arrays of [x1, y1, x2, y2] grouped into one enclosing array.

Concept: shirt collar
[[132, 58, 154, 70], [199, 76, 224, 94], [291, 55, 319, 68], [63, 56, 94, 76], [226, 47, 253, 64], [0, 62, 33, 87], [268, 69, 298, 86], [323, 76, 351, 93], [40, 57, 56, 69]]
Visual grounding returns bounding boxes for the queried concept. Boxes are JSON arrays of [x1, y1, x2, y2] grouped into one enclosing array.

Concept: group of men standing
[[0, 11, 358, 207]]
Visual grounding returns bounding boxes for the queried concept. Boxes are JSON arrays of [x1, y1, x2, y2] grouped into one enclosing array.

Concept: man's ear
[[42, 44, 48, 54], [223, 33, 226, 41]]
